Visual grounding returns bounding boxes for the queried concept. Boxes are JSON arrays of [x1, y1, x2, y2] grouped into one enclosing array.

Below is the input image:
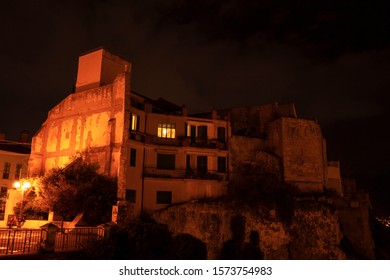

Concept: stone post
[[40, 223, 60, 252]]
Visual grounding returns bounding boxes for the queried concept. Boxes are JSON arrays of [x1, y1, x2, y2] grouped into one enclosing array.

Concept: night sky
[[1, 1, 389, 212]]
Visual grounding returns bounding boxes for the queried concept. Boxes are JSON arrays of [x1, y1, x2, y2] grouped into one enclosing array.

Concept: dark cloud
[[0, 0, 389, 140]]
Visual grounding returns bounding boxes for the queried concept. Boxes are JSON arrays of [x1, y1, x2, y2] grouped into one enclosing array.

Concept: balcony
[[129, 131, 145, 142], [129, 132, 228, 150], [189, 139, 227, 150], [143, 168, 227, 181], [145, 135, 187, 147]]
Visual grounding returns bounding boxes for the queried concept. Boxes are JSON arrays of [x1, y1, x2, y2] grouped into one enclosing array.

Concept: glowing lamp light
[[14, 181, 31, 191], [13, 180, 32, 228], [162, 128, 167, 136]]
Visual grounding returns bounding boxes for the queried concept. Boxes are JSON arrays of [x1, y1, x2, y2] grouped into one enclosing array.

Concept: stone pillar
[[40, 223, 60, 252]]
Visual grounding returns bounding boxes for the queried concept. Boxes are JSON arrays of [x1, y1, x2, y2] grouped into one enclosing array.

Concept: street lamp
[[13, 180, 31, 227]]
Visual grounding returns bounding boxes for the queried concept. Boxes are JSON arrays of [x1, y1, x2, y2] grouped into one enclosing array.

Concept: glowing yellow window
[[158, 123, 176, 138], [131, 114, 139, 131]]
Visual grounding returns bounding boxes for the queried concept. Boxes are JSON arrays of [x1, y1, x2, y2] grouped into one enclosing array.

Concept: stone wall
[[267, 118, 326, 192], [335, 194, 375, 259], [223, 103, 296, 138], [153, 199, 345, 259], [229, 135, 281, 188]]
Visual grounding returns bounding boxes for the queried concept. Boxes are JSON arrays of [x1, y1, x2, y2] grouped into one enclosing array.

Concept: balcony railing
[[129, 131, 227, 150], [143, 168, 227, 181]]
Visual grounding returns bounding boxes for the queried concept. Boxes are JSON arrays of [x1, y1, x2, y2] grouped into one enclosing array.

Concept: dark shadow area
[[372, 218, 390, 259], [242, 231, 264, 259], [173, 233, 207, 260], [219, 214, 246, 259]]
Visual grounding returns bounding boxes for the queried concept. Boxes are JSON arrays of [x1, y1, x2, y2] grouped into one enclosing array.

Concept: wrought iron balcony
[[143, 168, 227, 181], [129, 132, 228, 150]]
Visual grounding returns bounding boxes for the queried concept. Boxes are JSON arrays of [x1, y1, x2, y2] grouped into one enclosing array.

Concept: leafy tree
[[23, 157, 117, 226]]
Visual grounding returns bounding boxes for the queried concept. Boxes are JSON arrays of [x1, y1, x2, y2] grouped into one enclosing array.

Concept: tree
[[24, 157, 117, 226]]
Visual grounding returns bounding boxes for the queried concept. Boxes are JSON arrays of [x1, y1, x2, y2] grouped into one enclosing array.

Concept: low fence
[[0, 227, 104, 256], [0, 229, 43, 256], [55, 227, 104, 252]]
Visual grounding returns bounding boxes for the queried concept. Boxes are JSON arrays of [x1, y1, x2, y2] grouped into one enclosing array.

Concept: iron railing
[[55, 227, 104, 252], [0, 227, 104, 256], [0, 229, 43, 256]]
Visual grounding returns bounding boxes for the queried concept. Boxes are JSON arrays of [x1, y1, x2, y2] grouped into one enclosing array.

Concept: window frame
[[217, 156, 227, 173], [15, 163, 22, 180], [157, 123, 176, 139], [197, 155, 208, 173], [130, 148, 136, 167], [2, 162, 10, 179], [131, 114, 140, 131], [125, 189, 136, 203]]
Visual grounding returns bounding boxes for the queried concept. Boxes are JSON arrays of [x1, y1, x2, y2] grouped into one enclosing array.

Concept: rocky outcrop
[[152, 199, 346, 259]]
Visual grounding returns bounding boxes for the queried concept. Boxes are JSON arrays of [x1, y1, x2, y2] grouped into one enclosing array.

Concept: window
[[0, 200, 5, 220], [190, 125, 196, 142], [0, 187, 7, 198], [156, 191, 172, 204], [218, 157, 227, 173], [197, 126, 207, 140], [217, 127, 226, 142], [186, 155, 191, 170], [130, 148, 136, 167], [197, 156, 208, 173], [15, 164, 22, 180], [2, 163, 10, 179], [157, 154, 175, 170], [131, 114, 140, 131], [126, 189, 136, 203], [158, 123, 175, 138]]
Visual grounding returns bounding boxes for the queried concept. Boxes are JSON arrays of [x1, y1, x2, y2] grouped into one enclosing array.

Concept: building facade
[[27, 48, 345, 222], [0, 133, 30, 228], [28, 49, 230, 217]]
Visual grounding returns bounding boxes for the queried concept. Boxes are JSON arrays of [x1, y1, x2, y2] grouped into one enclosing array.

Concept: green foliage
[[24, 157, 117, 225]]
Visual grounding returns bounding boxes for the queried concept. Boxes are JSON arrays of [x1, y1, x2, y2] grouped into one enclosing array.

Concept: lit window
[[131, 114, 139, 131], [157, 123, 175, 138]]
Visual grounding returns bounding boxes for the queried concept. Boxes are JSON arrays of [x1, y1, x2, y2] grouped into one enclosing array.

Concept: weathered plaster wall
[[144, 178, 228, 214], [28, 72, 130, 194]]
